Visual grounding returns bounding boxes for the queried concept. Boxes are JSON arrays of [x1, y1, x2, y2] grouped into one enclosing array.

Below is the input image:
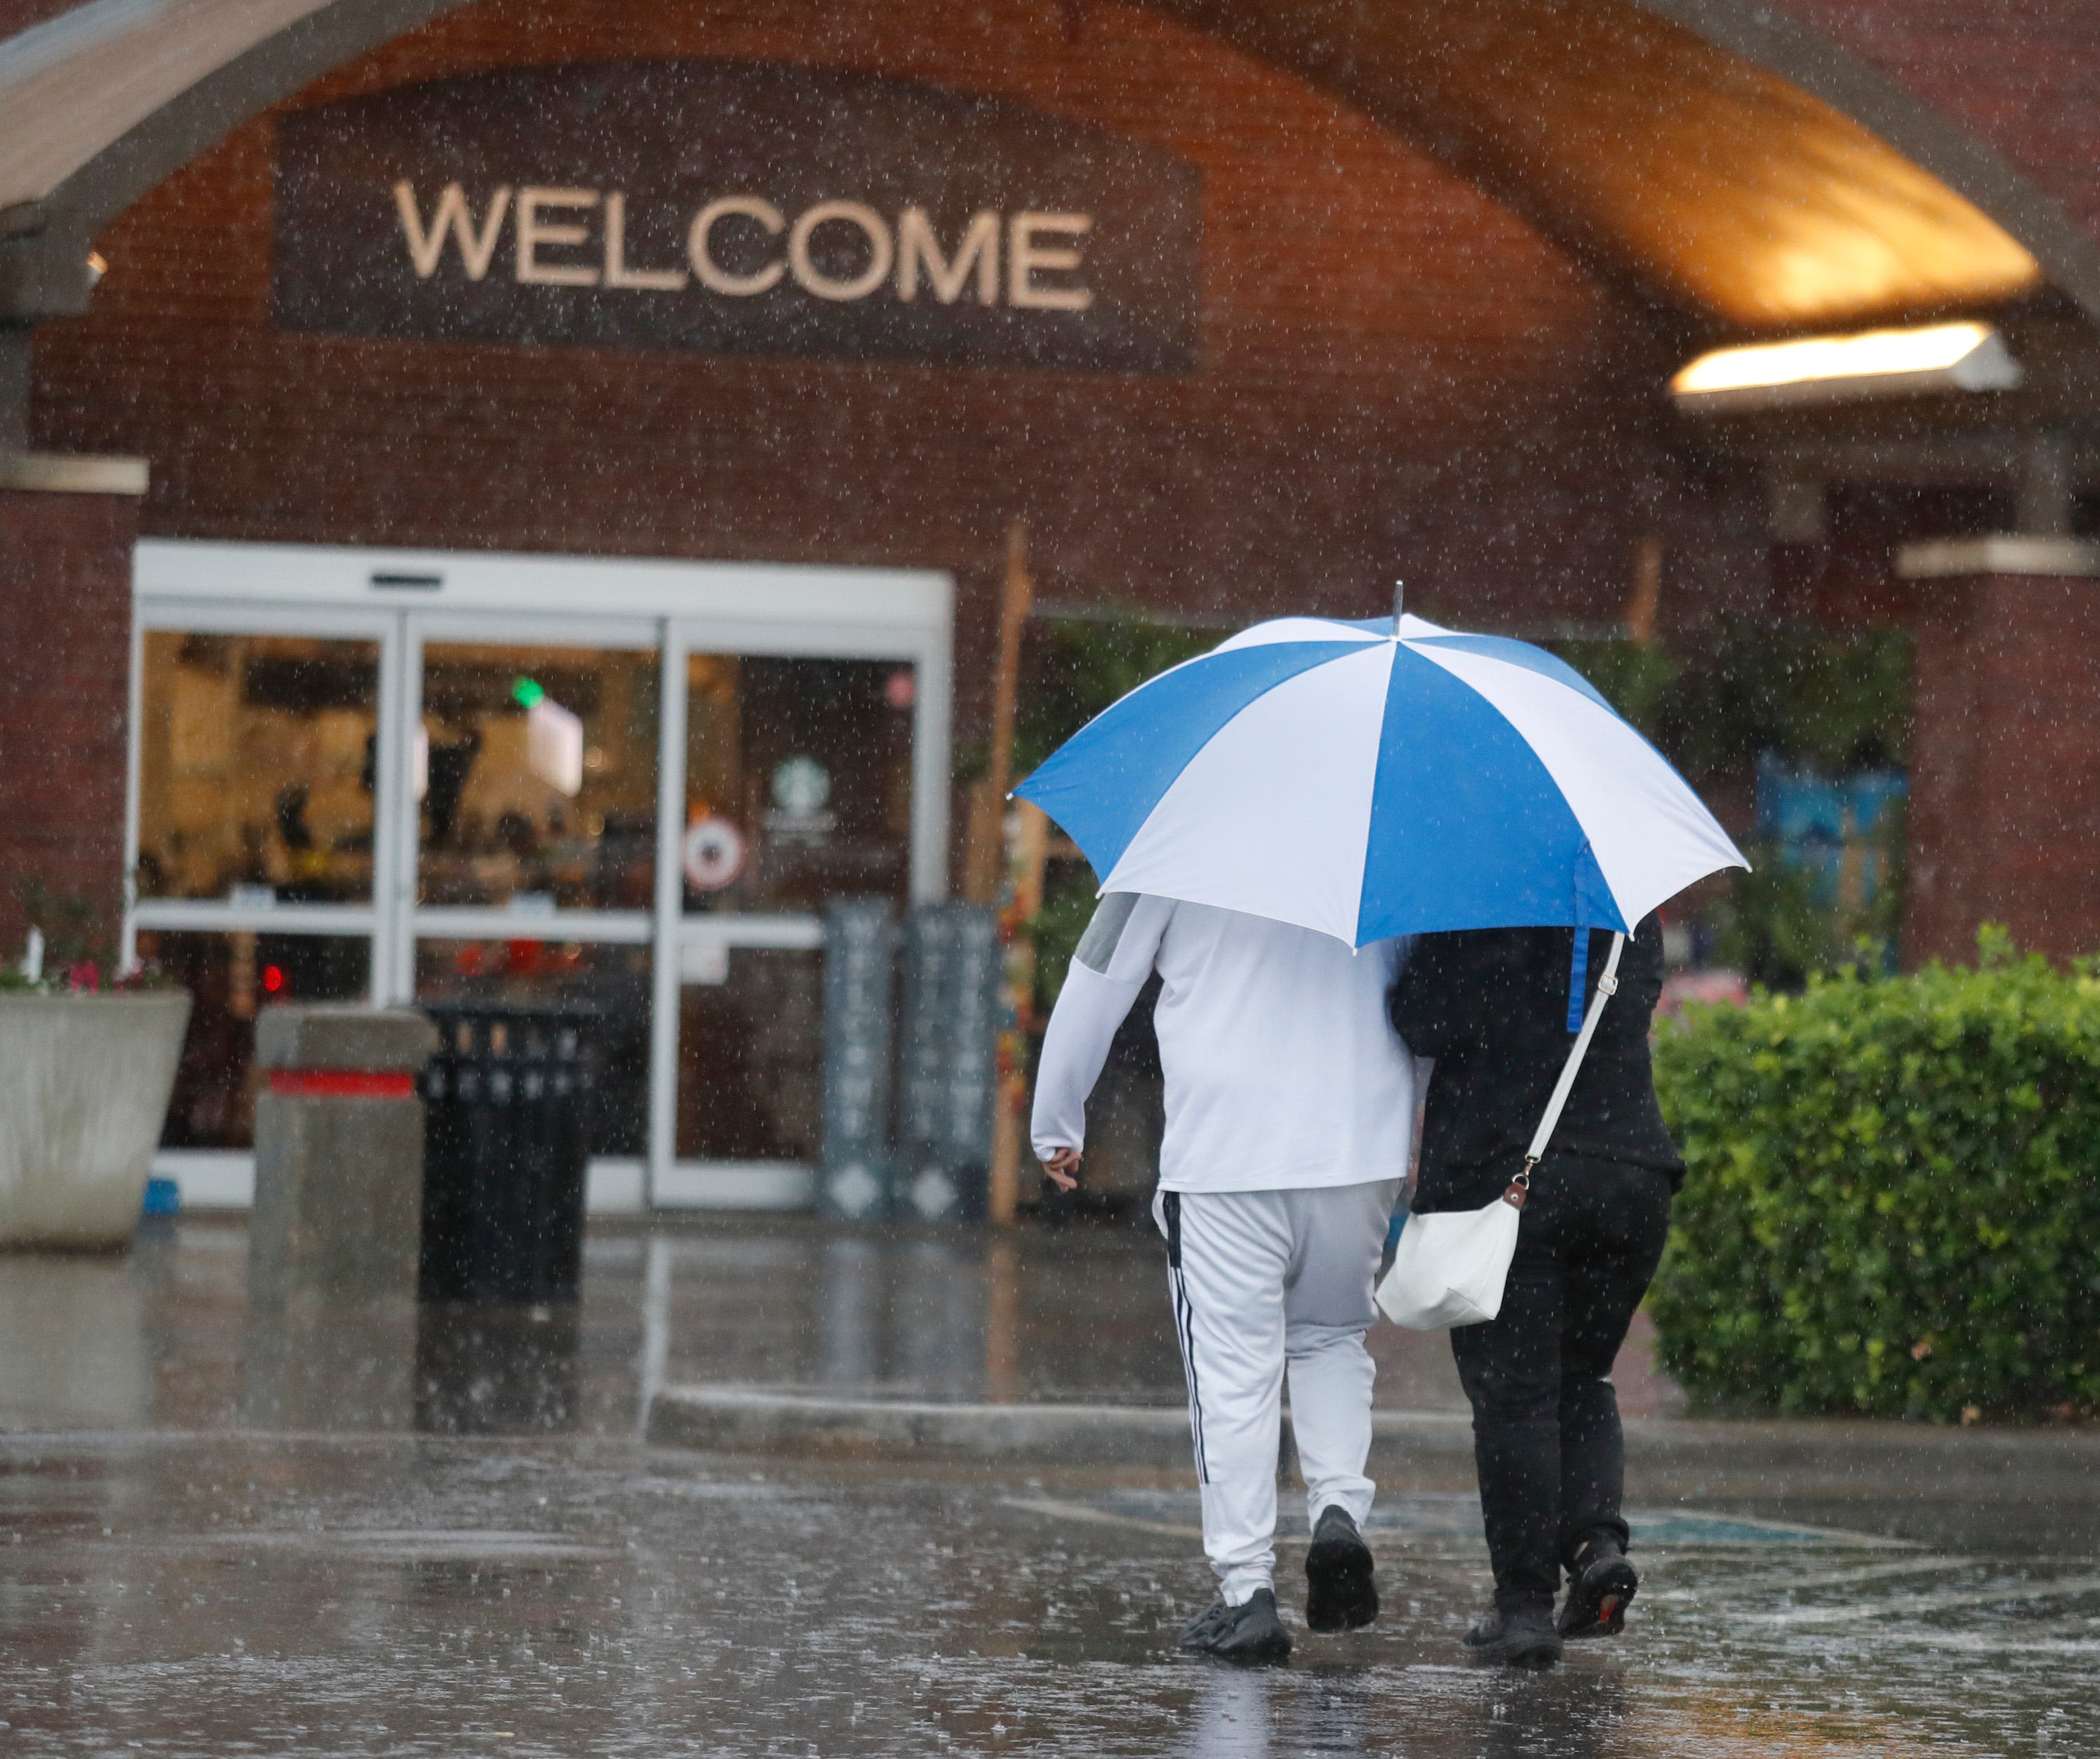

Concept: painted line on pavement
[[1753, 1572, 2100, 1625], [1654, 1555, 1969, 1602], [1898, 1627, 2100, 1656], [168, 1528, 625, 1562], [1632, 1509, 1918, 1550], [1003, 1495, 1202, 1540]]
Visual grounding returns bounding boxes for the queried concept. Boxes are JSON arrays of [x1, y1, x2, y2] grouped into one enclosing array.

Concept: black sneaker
[[1558, 1539, 1639, 1638], [1462, 1601, 1562, 1668], [1177, 1588, 1292, 1664], [1304, 1505, 1378, 1632]]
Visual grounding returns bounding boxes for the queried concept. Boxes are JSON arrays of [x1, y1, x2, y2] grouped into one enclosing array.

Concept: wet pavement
[[1, 1219, 2094, 1756], [0, 1215, 1679, 1435]]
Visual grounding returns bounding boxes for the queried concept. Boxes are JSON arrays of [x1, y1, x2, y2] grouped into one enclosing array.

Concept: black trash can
[[418, 1004, 595, 1304]]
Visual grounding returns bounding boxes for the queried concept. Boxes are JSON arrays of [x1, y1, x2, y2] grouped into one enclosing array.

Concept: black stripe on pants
[[1161, 1191, 1209, 1485]]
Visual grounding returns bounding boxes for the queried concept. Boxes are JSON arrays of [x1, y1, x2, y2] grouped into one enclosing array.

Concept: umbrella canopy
[[1014, 612, 1746, 948]]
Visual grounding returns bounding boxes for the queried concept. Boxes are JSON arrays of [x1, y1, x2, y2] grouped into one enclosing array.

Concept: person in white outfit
[[1031, 892, 1423, 1663]]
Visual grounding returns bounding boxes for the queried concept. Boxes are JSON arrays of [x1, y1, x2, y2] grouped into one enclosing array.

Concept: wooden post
[[978, 520, 1035, 1222], [988, 797, 1051, 1224], [1009, 798, 1051, 920], [989, 519, 1031, 801], [966, 519, 1034, 903], [1627, 535, 1664, 647]]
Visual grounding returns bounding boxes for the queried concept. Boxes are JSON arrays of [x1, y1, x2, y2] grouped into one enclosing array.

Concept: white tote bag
[[1377, 932, 1626, 1330]]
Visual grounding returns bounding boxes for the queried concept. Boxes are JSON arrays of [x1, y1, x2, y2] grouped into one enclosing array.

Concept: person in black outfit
[[1390, 916, 1683, 1667]]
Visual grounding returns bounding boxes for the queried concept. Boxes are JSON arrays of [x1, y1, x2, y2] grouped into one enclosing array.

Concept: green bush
[[1710, 824, 1905, 990], [1650, 930, 2100, 1422], [1665, 621, 1912, 779], [1548, 639, 1680, 744]]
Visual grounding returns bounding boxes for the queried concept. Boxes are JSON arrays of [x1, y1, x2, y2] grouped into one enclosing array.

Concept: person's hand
[[1040, 1147, 1081, 1192]]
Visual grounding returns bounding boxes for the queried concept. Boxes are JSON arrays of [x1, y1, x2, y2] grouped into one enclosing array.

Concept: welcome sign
[[271, 61, 1203, 373]]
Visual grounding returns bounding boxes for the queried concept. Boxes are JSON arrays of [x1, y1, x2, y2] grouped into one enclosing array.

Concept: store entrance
[[129, 543, 952, 1212]]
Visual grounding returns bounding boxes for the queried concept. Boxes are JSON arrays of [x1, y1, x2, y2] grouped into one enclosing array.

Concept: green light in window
[[512, 676, 545, 708]]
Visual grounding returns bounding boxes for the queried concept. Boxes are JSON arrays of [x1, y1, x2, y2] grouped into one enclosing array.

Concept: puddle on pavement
[[0, 1434, 2091, 1757], [1006, 1488, 1914, 1550], [0, 1222, 2084, 1754], [0, 1218, 1685, 1438]]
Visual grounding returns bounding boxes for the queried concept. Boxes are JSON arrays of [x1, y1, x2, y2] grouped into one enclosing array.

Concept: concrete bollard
[[249, 1005, 439, 1309]]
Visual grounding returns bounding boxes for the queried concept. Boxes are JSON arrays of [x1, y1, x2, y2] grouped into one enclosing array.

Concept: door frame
[[131, 539, 954, 1211]]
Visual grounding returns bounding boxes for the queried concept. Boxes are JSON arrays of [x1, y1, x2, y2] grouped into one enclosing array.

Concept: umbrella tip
[[1392, 579, 1404, 631]]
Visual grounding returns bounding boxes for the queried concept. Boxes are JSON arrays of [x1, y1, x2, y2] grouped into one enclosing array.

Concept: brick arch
[[2, 0, 2097, 335]]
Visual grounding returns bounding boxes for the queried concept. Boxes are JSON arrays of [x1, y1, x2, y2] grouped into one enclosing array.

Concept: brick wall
[[13, 0, 2097, 970], [29, 0, 1672, 752], [1906, 571, 2100, 966], [0, 488, 137, 963]]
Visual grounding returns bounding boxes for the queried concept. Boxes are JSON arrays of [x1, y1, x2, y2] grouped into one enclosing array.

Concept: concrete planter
[[0, 991, 191, 1249]]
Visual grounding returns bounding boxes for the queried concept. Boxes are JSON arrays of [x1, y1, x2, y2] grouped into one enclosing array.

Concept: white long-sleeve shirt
[[1030, 894, 1424, 1194]]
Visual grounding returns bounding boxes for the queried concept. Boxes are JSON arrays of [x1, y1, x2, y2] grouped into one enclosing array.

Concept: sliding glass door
[[128, 604, 402, 1201], [131, 544, 951, 1211]]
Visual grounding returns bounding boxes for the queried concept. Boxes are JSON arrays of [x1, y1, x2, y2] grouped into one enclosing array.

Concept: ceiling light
[[1671, 321, 2022, 414]]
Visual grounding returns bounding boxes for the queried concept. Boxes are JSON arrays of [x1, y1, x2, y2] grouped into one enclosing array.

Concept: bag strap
[[1507, 930, 1626, 1206]]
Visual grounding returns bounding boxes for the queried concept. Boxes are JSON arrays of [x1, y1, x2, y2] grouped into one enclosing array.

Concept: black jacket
[[1390, 917, 1684, 1213]]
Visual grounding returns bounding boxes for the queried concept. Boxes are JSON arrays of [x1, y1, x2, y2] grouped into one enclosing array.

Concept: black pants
[[1447, 1154, 1674, 1610]]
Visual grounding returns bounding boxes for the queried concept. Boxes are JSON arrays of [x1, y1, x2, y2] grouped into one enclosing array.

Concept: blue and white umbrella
[[1015, 612, 1746, 948]]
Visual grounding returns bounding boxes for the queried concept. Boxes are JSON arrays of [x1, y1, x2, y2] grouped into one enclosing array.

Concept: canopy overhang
[[0, 0, 2087, 337]]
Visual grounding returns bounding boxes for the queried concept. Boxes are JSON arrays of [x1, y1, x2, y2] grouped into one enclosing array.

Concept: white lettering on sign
[[897, 209, 998, 304], [788, 200, 893, 302], [688, 195, 786, 296], [603, 191, 687, 291], [1009, 212, 1093, 311], [389, 182, 1094, 310], [515, 187, 600, 286], [394, 181, 512, 280]]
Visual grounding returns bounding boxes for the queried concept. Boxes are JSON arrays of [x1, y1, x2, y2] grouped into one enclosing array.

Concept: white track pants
[[1156, 1179, 1399, 1604]]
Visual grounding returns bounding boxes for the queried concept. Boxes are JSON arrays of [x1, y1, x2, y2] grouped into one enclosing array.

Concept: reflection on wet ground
[[0, 1220, 2087, 1755], [2, 1435, 2094, 1756], [0, 1215, 1679, 1436]]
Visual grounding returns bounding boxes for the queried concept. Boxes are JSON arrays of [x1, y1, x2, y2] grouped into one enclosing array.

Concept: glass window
[[136, 931, 371, 1149], [417, 643, 657, 911], [683, 656, 915, 913], [676, 948, 824, 1161], [136, 633, 380, 903], [415, 939, 652, 1156]]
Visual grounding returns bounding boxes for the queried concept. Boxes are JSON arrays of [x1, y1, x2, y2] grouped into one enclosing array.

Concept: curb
[[648, 1386, 2100, 1500], [646, 1385, 1474, 1468], [648, 1387, 1202, 1464], [1615, 1414, 2100, 1501]]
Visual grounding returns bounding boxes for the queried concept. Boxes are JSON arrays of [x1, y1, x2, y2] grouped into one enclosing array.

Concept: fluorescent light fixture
[[1672, 321, 2022, 414]]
